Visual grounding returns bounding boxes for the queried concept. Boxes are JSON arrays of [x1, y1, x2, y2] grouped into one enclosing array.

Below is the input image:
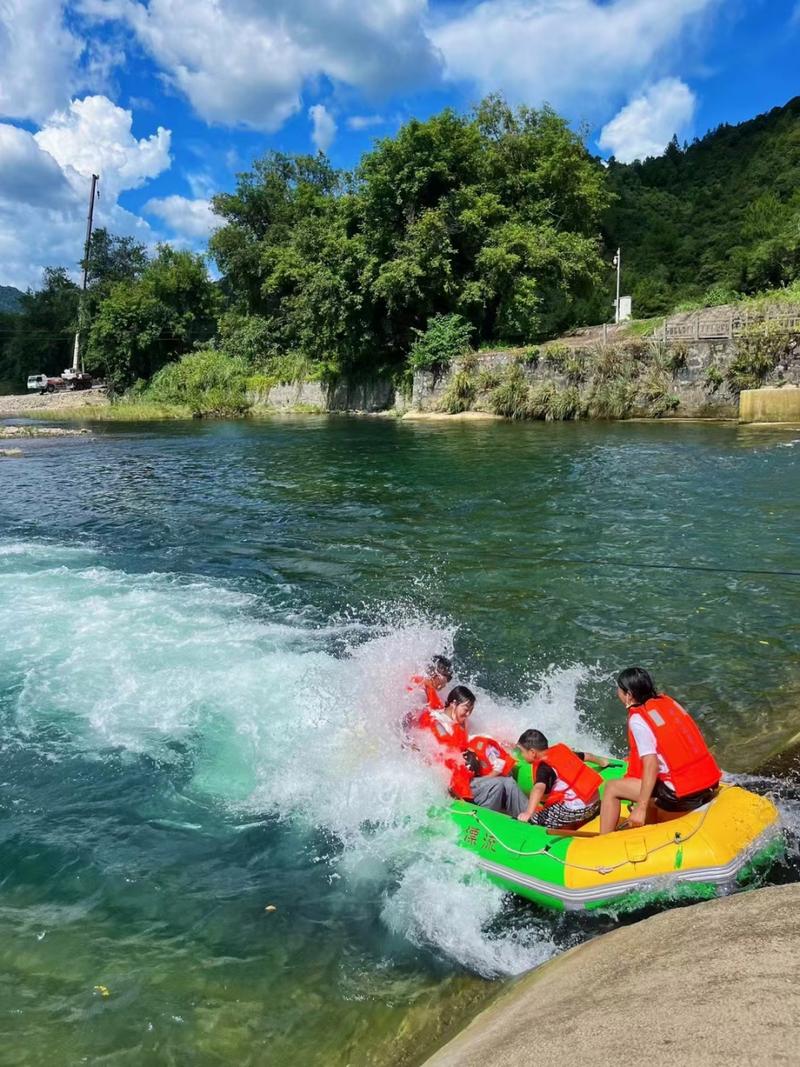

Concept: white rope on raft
[[453, 806, 712, 877]]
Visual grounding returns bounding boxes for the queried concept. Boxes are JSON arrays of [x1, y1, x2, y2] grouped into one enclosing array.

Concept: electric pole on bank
[[613, 247, 622, 324], [71, 173, 99, 373]]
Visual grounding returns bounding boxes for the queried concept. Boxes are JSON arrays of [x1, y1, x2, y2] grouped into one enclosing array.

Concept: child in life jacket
[[599, 667, 722, 834], [420, 687, 528, 818], [516, 730, 611, 829], [404, 654, 453, 731]]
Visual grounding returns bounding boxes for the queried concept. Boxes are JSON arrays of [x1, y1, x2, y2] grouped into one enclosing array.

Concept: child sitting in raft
[[599, 667, 722, 834], [419, 687, 529, 817], [515, 730, 612, 829]]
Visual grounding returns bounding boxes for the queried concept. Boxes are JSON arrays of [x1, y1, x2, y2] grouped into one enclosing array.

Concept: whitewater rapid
[[0, 538, 627, 976]]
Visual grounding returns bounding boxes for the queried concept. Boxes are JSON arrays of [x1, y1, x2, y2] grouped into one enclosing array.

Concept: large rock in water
[[423, 884, 800, 1066]]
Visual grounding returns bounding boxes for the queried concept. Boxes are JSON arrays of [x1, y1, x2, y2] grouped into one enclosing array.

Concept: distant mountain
[[0, 285, 24, 314], [605, 96, 800, 316]]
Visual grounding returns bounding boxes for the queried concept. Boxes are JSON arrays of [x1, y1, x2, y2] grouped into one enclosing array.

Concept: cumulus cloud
[[144, 195, 219, 238], [0, 0, 84, 121], [80, 0, 442, 131], [309, 104, 337, 153], [432, 0, 718, 114], [0, 125, 73, 207], [0, 95, 170, 290], [35, 95, 171, 200], [598, 78, 696, 161]]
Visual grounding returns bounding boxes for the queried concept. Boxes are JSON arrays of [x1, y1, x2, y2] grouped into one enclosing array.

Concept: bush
[[408, 314, 474, 373], [550, 385, 586, 420], [439, 368, 476, 413], [704, 365, 725, 393], [541, 342, 570, 371], [476, 367, 502, 392], [586, 379, 637, 419], [488, 364, 531, 419], [726, 322, 794, 392], [144, 349, 252, 416], [527, 380, 558, 419]]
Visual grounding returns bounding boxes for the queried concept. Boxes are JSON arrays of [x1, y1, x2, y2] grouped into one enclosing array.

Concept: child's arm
[[517, 782, 546, 821]]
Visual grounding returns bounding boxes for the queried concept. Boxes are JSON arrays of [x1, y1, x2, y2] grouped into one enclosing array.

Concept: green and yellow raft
[[449, 762, 782, 911]]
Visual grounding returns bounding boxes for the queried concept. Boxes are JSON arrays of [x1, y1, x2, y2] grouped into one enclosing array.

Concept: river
[[1, 416, 799, 1064]]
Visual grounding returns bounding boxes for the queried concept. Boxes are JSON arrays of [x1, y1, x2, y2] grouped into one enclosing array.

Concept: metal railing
[[663, 307, 800, 342]]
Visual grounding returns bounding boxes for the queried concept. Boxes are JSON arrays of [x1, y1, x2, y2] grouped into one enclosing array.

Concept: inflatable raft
[[450, 762, 782, 911]]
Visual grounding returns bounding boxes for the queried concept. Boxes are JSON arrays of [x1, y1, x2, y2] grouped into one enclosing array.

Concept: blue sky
[[0, 0, 798, 289]]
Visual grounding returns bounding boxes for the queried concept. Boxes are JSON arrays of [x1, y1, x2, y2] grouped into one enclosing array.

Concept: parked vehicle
[[27, 374, 65, 394], [26, 370, 93, 394]]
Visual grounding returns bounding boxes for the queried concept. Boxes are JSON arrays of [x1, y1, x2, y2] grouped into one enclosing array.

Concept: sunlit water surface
[[1, 416, 799, 1065]]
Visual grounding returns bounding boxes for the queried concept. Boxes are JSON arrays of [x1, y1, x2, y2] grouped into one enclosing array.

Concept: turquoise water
[[1, 417, 799, 1064]]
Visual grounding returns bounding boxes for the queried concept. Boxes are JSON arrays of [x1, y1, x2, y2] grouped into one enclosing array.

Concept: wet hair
[[517, 729, 549, 751], [428, 654, 453, 681], [616, 667, 659, 705], [445, 684, 475, 708]]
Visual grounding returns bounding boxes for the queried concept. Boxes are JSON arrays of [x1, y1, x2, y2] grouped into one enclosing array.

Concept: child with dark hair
[[404, 654, 454, 730], [516, 730, 611, 829], [419, 687, 528, 817]]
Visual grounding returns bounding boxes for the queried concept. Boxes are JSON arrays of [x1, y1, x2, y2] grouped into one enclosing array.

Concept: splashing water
[[0, 538, 616, 980]]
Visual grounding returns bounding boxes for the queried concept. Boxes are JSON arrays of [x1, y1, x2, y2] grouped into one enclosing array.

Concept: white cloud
[[79, 0, 442, 130], [347, 114, 385, 131], [0, 95, 171, 290], [598, 78, 696, 161], [0, 125, 73, 207], [0, 0, 83, 121], [432, 0, 718, 115], [144, 195, 219, 238], [35, 95, 171, 200], [309, 104, 337, 154]]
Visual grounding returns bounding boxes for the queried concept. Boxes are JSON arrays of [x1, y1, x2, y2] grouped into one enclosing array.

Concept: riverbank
[[0, 389, 108, 417], [422, 883, 800, 1067]]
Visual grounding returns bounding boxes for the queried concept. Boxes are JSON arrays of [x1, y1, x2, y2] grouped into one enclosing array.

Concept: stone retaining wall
[[248, 376, 400, 413], [412, 334, 800, 419]]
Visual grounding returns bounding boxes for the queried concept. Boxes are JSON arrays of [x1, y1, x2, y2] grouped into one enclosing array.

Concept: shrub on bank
[[143, 349, 252, 416]]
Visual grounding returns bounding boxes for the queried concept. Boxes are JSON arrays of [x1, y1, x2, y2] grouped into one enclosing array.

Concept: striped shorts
[[531, 798, 601, 829]]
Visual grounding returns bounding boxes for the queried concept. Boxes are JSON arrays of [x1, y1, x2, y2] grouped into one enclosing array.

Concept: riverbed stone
[[422, 884, 800, 1067]]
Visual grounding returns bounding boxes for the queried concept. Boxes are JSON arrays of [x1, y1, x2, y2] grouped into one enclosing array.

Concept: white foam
[[0, 538, 609, 976]]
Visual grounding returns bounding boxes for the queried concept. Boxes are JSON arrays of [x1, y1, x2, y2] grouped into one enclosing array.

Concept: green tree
[[86, 247, 220, 390], [0, 268, 79, 387]]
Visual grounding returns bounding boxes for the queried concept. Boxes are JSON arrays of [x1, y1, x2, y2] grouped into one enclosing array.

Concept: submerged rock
[[423, 884, 800, 1066]]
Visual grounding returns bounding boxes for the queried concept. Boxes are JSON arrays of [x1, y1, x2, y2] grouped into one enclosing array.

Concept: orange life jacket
[[407, 675, 444, 710], [419, 708, 472, 799], [627, 695, 721, 798], [468, 735, 517, 778], [534, 743, 603, 807]]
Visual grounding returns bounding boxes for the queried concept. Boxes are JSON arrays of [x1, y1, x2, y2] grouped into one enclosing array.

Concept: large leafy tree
[[85, 247, 220, 390], [210, 98, 609, 374]]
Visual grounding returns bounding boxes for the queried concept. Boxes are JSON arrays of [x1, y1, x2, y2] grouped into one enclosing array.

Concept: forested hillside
[[0, 285, 22, 313], [2, 95, 799, 397], [606, 96, 800, 316]]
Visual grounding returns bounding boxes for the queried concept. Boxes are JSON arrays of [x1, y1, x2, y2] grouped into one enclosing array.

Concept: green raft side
[[449, 762, 628, 910]]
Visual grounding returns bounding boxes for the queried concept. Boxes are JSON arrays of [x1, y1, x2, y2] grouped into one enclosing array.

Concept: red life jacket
[[407, 676, 444, 710], [419, 709, 473, 799], [468, 735, 517, 778], [627, 695, 721, 798], [535, 743, 603, 807]]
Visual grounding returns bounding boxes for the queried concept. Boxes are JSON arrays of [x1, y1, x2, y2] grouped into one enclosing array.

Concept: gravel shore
[[0, 389, 109, 416]]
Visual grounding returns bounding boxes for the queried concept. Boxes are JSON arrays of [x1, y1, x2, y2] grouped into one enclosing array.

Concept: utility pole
[[613, 247, 622, 325], [71, 173, 99, 373]]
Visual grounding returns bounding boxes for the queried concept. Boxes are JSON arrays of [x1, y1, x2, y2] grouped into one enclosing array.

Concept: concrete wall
[[739, 386, 800, 423], [247, 376, 400, 413], [413, 334, 800, 419]]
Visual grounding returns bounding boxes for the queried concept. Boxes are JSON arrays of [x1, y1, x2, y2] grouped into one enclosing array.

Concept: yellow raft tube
[[451, 773, 782, 911]]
